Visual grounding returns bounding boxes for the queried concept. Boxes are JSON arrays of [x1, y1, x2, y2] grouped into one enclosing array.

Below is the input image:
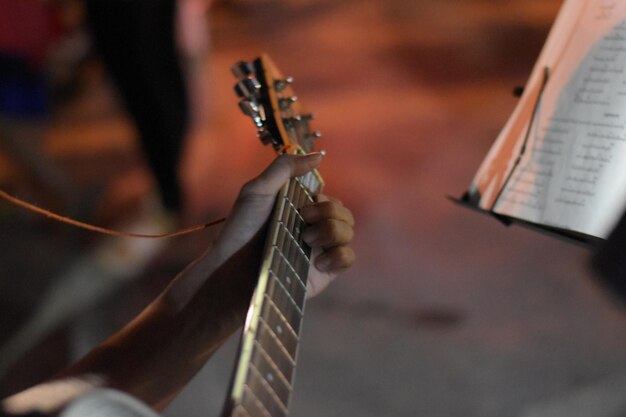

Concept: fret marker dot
[[276, 325, 283, 334], [286, 277, 291, 284], [267, 373, 274, 382]]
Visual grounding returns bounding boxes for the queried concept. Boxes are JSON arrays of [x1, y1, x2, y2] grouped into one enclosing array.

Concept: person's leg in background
[[85, 0, 189, 214]]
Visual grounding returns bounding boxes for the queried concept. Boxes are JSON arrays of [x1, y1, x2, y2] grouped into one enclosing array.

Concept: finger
[[315, 193, 331, 203], [215, 152, 323, 262], [300, 200, 355, 227], [241, 152, 323, 198], [301, 218, 354, 248], [314, 245, 356, 273]]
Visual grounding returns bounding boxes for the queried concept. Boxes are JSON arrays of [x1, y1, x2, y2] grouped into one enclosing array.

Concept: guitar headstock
[[232, 54, 321, 155]]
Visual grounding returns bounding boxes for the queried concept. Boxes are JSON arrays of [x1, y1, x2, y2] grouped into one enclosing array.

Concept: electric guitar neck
[[222, 54, 323, 417]]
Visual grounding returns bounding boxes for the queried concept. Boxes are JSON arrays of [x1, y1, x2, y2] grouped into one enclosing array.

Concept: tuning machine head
[[235, 77, 261, 99], [295, 113, 315, 122], [238, 99, 265, 128], [305, 131, 322, 140], [274, 76, 294, 92], [231, 61, 256, 79], [257, 127, 274, 145], [238, 99, 259, 116], [279, 96, 298, 111]]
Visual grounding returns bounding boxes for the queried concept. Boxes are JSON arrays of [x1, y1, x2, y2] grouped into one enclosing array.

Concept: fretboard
[[225, 170, 321, 417]]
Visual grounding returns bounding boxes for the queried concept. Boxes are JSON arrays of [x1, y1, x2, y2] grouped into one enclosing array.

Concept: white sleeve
[[60, 389, 160, 417]]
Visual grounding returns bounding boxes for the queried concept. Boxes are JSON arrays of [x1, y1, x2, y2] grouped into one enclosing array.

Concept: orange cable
[[0, 189, 225, 238]]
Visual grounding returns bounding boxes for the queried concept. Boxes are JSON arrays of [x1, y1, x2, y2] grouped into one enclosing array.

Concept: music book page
[[469, 0, 626, 239]]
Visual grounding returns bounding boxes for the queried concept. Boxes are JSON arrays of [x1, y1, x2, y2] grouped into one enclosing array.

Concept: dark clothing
[[0, 54, 49, 117], [85, 0, 189, 211]]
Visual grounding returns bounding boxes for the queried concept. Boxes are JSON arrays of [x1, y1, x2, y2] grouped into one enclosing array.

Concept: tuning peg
[[257, 128, 274, 145], [238, 99, 259, 118], [281, 117, 296, 129], [305, 131, 322, 140], [279, 96, 298, 110], [234, 77, 261, 98], [274, 77, 294, 92], [294, 113, 315, 122], [234, 83, 246, 98], [231, 61, 255, 79], [239, 99, 265, 128]]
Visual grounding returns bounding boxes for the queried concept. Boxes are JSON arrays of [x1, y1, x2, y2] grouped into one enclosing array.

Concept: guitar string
[[244, 175, 314, 398], [272, 192, 310, 289], [269, 269, 304, 315], [258, 317, 297, 363], [252, 339, 294, 391], [234, 176, 318, 413], [248, 362, 290, 412], [241, 385, 272, 417], [0, 188, 226, 238]]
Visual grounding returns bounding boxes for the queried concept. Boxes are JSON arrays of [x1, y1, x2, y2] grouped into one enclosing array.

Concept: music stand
[[592, 211, 626, 304]]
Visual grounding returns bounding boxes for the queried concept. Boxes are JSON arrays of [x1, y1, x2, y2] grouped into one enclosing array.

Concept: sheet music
[[470, 0, 626, 238]]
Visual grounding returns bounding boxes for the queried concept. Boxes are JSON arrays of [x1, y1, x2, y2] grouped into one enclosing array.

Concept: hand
[[0, 155, 354, 416], [301, 194, 355, 297], [214, 152, 355, 296]]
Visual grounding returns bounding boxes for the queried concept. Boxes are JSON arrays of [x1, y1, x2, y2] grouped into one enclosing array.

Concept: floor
[[2, 0, 626, 416]]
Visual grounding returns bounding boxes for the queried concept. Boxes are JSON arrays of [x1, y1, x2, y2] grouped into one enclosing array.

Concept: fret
[[257, 317, 297, 362], [232, 405, 253, 417], [279, 199, 292, 229], [264, 282, 302, 335], [274, 227, 289, 264], [241, 385, 273, 417], [282, 221, 310, 263], [294, 176, 315, 205], [268, 270, 303, 316], [303, 174, 314, 194], [272, 244, 307, 291], [290, 179, 305, 209], [290, 248, 310, 288], [290, 208, 307, 248], [299, 173, 312, 193], [260, 298, 299, 355], [279, 233, 301, 287], [270, 249, 305, 306], [271, 196, 287, 246], [274, 224, 310, 283], [285, 177, 313, 217], [281, 199, 299, 238], [245, 369, 287, 417], [283, 181, 308, 215], [284, 202, 298, 244], [287, 198, 306, 232], [251, 341, 293, 400], [249, 364, 289, 412], [287, 179, 300, 206]]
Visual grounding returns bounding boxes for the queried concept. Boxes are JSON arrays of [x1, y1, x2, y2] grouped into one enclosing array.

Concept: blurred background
[[2, 0, 626, 416]]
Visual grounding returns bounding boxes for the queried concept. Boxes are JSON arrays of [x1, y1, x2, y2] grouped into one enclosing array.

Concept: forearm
[[1, 153, 353, 416], [3, 237, 263, 415], [66, 238, 262, 408]]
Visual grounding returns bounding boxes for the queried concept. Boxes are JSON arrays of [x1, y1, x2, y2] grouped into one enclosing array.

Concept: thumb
[[239, 152, 324, 198], [214, 152, 324, 261]]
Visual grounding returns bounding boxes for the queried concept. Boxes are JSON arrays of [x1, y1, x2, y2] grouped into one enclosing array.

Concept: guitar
[[221, 54, 323, 417]]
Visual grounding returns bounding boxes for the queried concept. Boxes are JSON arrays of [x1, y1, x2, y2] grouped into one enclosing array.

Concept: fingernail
[[316, 255, 332, 271], [305, 150, 325, 158], [301, 229, 315, 244]]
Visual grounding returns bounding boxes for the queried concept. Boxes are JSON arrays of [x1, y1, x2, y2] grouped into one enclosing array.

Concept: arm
[[2, 153, 355, 415]]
